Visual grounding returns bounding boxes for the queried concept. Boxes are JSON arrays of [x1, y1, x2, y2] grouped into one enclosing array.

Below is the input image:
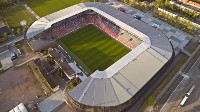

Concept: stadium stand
[[34, 12, 141, 49], [26, 2, 174, 112]]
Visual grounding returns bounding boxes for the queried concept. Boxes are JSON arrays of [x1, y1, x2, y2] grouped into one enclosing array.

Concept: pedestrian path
[[23, 4, 40, 19], [15, 55, 38, 67], [182, 49, 192, 56]]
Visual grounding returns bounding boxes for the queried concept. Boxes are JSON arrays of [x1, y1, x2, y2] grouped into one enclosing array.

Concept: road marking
[[160, 54, 200, 111], [160, 76, 185, 112]]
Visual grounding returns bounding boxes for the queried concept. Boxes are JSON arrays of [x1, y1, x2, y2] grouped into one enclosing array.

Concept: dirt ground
[[14, 40, 37, 66], [0, 65, 44, 112]]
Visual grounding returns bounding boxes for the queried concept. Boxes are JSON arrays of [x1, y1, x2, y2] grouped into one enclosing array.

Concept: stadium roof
[[26, 2, 173, 107]]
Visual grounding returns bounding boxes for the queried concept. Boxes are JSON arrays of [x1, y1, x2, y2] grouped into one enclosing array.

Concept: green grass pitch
[[57, 25, 130, 74], [2, 6, 36, 34], [28, 0, 93, 17]]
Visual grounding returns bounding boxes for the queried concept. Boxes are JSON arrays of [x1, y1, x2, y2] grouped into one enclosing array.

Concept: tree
[[156, 0, 162, 5], [17, 28, 22, 35], [183, 8, 188, 15], [159, 10, 164, 16], [154, 4, 159, 11], [69, 82, 75, 90], [164, 0, 170, 7], [192, 13, 199, 19], [75, 77, 81, 84], [69, 77, 82, 90], [124, 0, 129, 3], [3, 32, 8, 39], [58, 68, 64, 78], [174, 15, 179, 24]]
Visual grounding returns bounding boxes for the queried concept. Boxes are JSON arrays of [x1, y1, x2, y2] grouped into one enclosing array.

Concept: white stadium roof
[[26, 2, 173, 107]]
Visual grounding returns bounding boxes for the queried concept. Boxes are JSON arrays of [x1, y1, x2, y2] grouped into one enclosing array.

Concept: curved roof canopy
[[26, 2, 173, 107]]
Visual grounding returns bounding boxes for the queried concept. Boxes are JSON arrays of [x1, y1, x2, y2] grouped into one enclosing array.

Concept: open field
[[2, 6, 36, 33], [28, 0, 93, 17], [58, 25, 130, 74], [0, 65, 44, 112]]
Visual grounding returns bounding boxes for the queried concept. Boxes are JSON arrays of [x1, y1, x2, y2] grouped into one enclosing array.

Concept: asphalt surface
[[155, 46, 200, 112], [127, 38, 200, 112], [127, 51, 186, 112]]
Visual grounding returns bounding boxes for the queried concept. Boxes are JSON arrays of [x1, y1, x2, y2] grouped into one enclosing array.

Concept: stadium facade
[[26, 2, 174, 112]]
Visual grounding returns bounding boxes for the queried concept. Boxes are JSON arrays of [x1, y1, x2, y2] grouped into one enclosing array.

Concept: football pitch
[[28, 0, 93, 17], [57, 25, 130, 74]]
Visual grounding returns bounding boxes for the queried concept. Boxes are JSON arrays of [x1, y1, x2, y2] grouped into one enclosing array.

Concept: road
[[0, 36, 24, 47], [156, 48, 200, 112], [127, 52, 186, 112]]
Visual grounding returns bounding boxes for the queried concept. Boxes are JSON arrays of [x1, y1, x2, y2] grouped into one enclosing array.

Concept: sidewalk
[[23, 4, 40, 19]]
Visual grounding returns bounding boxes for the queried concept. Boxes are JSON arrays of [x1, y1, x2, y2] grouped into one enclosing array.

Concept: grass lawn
[[189, 41, 199, 54], [28, 0, 93, 17], [2, 6, 36, 33], [58, 25, 130, 74]]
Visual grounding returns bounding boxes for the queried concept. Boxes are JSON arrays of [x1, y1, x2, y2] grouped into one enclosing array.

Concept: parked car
[[152, 23, 159, 29], [118, 7, 125, 12], [133, 15, 141, 20]]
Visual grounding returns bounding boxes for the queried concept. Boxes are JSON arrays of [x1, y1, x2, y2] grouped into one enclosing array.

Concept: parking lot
[[0, 51, 13, 70], [107, 1, 193, 55]]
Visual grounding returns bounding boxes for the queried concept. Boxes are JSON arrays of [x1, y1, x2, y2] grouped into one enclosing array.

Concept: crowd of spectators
[[36, 12, 142, 49]]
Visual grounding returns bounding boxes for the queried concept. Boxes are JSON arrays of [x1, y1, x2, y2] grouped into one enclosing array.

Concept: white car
[[152, 23, 159, 29]]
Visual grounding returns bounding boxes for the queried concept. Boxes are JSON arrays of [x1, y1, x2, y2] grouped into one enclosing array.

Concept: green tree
[[129, 0, 136, 5], [192, 13, 199, 18], [156, 0, 162, 5], [3, 32, 8, 39], [187, 25, 194, 32], [159, 10, 164, 16], [164, 0, 170, 7], [174, 15, 179, 24], [58, 68, 64, 78], [17, 28, 22, 35], [69, 81, 75, 90], [75, 77, 81, 84], [154, 4, 159, 11], [183, 8, 188, 14], [124, 0, 129, 3]]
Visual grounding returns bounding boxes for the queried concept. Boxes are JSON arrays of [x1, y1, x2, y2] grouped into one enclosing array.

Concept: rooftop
[[49, 48, 75, 77], [26, 2, 173, 107]]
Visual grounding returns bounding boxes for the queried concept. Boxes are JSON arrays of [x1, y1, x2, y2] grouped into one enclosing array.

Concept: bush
[[147, 96, 155, 105], [69, 77, 82, 90]]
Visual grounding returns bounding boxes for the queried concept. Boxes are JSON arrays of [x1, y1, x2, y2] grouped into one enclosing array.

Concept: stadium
[[26, 2, 174, 112]]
